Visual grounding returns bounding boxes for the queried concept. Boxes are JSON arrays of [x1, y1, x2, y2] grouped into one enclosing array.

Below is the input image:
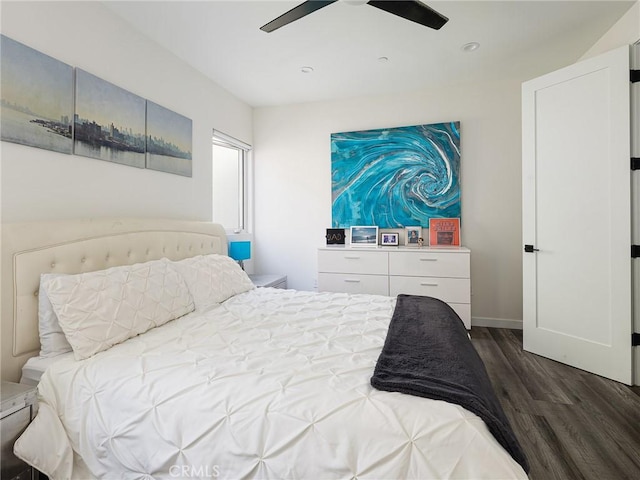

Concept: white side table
[[249, 274, 287, 289], [1, 381, 37, 480]]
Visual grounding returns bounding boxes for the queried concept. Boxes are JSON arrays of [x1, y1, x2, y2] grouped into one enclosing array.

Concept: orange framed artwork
[[429, 218, 461, 246]]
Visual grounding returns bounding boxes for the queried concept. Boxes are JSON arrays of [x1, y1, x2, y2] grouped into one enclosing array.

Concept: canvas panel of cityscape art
[[331, 122, 461, 229], [74, 69, 146, 168], [0, 35, 73, 154], [146, 101, 192, 177]]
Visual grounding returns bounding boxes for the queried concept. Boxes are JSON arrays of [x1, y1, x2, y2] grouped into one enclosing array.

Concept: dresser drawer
[[318, 273, 389, 295], [389, 276, 470, 303], [389, 251, 469, 278], [318, 249, 388, 275]]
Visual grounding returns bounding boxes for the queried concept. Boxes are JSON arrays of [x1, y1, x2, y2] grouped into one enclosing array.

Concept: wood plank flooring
[[470, 327, 640, 480]]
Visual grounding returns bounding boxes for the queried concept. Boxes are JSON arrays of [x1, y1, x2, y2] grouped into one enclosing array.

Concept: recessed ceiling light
[[461, 42, 480, 53], [301, 66, 314, 73]]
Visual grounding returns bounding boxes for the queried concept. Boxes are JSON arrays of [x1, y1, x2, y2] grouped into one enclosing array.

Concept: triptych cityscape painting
[[0, 35, 192, 177]]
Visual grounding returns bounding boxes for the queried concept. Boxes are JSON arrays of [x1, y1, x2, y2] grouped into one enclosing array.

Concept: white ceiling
[[105, 1, 636, 107]]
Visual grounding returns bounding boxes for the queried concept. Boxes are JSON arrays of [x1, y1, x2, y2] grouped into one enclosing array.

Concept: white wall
[[254, 79, 524, 324], [0, 1, 252, 223], [581, 2, 639, 384], [581, 1, 640, 59], [253, 2, 640, 327]]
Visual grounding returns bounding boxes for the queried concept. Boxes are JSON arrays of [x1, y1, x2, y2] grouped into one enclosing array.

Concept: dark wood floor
[[470, 327, 640, 480]]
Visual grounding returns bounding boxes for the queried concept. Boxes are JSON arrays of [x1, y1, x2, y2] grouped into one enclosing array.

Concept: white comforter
[[16, 288, 527, 479]]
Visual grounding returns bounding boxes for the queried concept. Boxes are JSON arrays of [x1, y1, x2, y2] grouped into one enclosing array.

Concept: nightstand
[[1, 382, 37, 480], [249, 274, 287, 289]]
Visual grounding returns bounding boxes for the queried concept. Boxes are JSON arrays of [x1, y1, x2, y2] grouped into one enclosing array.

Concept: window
[[212, 130, 251, 233]]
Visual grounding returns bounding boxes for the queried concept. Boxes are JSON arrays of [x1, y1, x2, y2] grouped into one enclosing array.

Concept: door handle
[[524, 244, 539, 253]]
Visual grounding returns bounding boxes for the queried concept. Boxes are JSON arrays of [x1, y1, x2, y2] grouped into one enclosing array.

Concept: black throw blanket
[[371, 294, 529, 473]]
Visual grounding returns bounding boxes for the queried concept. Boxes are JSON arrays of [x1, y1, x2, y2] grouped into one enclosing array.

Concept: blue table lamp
[[229, 241, 251, 270]]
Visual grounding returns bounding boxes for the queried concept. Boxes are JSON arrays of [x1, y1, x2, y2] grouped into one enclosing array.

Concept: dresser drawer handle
[[419, 258, 438, 262], [420, 282, 439, 287], [344, 279, 361, 283], [344, 256, 361, 260]]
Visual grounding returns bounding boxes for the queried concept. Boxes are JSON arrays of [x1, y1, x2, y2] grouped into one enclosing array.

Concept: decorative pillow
[[170, 254, 255, 308], [38, 273, 73, 358], [42, 258, 194, 360]]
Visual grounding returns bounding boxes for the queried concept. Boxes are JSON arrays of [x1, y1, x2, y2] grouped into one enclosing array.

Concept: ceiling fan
[[260, 0, 449, 33]]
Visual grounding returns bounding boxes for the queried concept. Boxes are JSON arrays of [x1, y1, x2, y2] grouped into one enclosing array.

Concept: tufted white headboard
[[1, 218, 228, 382]]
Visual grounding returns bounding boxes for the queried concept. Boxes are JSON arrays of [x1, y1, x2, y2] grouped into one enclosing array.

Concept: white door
[[522, 45, 632, 385]]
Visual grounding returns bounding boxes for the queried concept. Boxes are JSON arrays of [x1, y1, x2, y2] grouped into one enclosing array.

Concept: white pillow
[[38, 273, 73, 358], [43, 258, 194, 360], [170, 254, 255, 308]]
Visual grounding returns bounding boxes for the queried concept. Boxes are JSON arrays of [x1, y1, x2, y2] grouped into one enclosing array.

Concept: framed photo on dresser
[[350, 226, 378, 247], [380, 232, 399, 246], [405, 226, 422, 247], [429, 218, 461, 246], [326, 228, 345, 245]]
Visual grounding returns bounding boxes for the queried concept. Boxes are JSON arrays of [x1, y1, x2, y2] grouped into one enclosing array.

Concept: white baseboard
[[471, 317, 523, 330]]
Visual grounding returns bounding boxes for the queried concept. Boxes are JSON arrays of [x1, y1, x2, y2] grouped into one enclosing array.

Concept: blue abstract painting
[[331, 122, 460, 228]]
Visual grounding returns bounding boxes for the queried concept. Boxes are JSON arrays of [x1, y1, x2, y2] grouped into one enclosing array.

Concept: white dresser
[[318, 246, 471, 328]]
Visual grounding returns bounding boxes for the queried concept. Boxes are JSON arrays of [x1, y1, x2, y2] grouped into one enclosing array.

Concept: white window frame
[[212, 129, 252, 234]]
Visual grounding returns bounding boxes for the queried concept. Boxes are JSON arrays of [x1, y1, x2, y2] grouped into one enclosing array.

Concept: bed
[[2, 219, 528, 479]]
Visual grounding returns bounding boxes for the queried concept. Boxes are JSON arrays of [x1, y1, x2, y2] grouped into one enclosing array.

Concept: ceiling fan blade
[[261, 0, 338, 33], [368, 0, 448, 30]]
